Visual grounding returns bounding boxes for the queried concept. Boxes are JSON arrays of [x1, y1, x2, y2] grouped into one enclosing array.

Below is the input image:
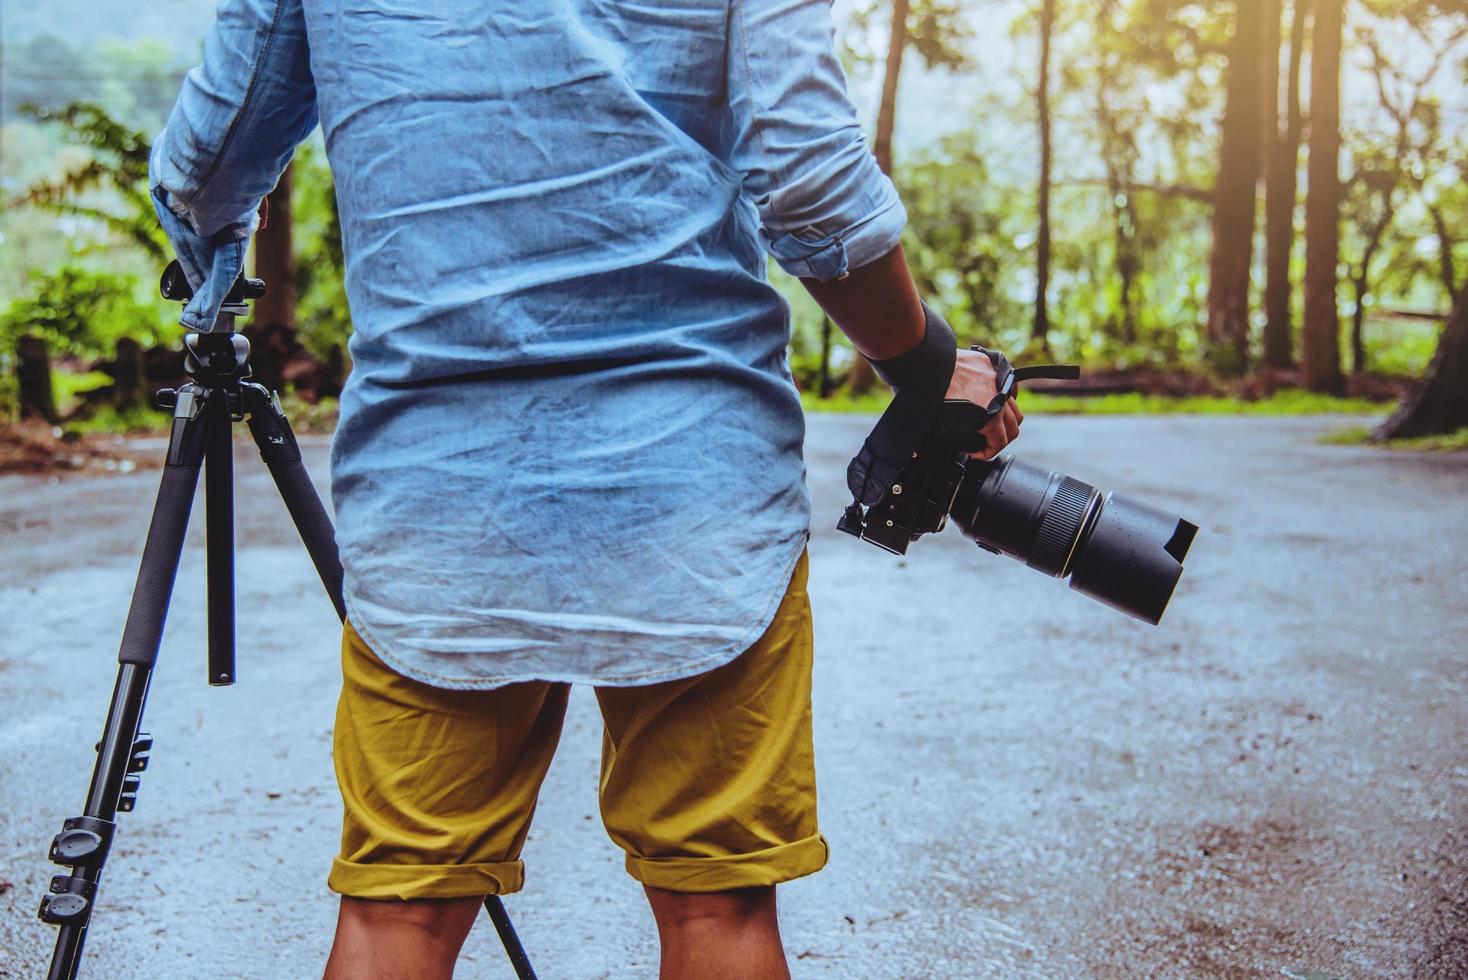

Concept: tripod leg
[[40, 385, 214, 980], [239, 384, 538, 980], [484, 896, 540, 979], [205, 393, 236, 685], [239, 384, 345, 618]]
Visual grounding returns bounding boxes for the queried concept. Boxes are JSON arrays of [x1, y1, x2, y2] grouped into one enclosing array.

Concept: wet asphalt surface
[[0, 414, 1464, 979]]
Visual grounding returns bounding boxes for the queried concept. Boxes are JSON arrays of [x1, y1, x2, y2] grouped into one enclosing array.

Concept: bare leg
[[644, 885, 790, 980], [323, 895, 483, 980]]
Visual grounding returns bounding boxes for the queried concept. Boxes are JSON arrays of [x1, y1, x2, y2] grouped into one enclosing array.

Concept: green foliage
[[1319, 424, 1468, 450], [62, 403, 168, 436], [898, 137, 1028, 348], [10, 102, 168, 261], [0, 264, 171, 420], [277, 393, 342, 434], [0, 265, 171, 358], [291, 139, 354, 365]]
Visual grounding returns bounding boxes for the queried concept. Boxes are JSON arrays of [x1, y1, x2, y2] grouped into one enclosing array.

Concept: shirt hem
[[341, 536, 808, 691]]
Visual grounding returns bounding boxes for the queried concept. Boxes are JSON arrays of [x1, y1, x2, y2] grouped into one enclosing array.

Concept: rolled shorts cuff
[[328, 856, 525, 900], [624, 833, 829, 893]]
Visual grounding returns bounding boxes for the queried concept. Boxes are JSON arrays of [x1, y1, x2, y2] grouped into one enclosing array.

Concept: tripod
[[35, 269, 537, 979]]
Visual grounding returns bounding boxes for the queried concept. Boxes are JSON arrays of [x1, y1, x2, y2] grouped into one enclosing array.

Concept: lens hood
[[1067, 493, 1198, 625]]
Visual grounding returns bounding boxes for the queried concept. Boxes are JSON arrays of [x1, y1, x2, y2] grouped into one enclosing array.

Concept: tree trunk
[[1349, 203, 1393, 374], [248, 163, 301, 393], [818, 315, 833, 398], [16, 335, 57, 423], [1032, 0, 1055, 353], [1301, 0, 1344, 395], [111, 336, 146, 409], [873, 0, 910, 177], [1263, 0, 1309, 369], [1106, 168, 1140, 343], [1428, 204, 1458, 302], [848, 0, 912, 397], [1260, 0, 1281, 169], [1374, 283, 1468, 438], [1349, 270, 1368, 373], [1205, 0, 1267, 375]]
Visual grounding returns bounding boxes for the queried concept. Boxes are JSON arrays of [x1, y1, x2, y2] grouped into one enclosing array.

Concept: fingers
[[971, 400, 1024, 461]]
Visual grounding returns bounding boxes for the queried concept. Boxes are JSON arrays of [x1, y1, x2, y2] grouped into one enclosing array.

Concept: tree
[[867, 0, 971, 175], [247, 164, 303, 393], [1088, 3, 1146, 345], [1340, 14, 1464, 372], [1033, 0, 1057, 353], [874, 0, 912, 177], [1263, 0, 1310, 369], [1301, 0, 1345, 394], [1426, 194, 1461, 300], [851, 0, 970, 394], [1374, 282, 1468, 438], [1424, 178, 1464, 300], [1205, 0, 1267, 374]]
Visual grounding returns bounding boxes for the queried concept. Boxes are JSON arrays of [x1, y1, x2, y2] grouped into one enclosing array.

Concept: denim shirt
[[151, 0, 906, 688]]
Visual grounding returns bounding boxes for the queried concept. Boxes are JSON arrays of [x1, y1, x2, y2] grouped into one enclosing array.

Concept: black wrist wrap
[[846, 303, 959, 506], [868, 301, 958, 395]]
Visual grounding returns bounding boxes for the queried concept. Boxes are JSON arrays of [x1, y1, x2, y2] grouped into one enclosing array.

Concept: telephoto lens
[[948, 454, 1198, 625]]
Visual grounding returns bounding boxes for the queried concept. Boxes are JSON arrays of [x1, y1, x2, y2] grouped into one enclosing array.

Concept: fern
[[10, 102, 168, 261]]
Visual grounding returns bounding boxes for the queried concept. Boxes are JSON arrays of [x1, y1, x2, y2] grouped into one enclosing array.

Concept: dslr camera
[[839, 338, 1198, 626]]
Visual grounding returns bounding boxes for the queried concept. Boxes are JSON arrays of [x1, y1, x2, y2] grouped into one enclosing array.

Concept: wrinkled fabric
[[151, 0, 905, 688]]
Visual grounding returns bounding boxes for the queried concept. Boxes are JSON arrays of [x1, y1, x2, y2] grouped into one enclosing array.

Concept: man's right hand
[[945, 347, 1024, 461]]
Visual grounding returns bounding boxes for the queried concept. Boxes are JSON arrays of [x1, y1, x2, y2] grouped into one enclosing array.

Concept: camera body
[[837, 433, 966, 555]]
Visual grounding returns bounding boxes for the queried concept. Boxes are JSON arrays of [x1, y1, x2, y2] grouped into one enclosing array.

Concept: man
[[151, 0, 1022, 976]]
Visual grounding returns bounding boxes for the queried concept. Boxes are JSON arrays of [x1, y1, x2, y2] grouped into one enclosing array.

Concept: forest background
[[2, 0, 1467, 457]]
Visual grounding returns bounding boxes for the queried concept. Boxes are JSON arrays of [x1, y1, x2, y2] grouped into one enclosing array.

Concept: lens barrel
[[950, 454, 1197, 625]]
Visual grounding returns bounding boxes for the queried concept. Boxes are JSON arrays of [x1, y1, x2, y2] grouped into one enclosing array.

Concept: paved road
[[1, 415, 1464, 978]]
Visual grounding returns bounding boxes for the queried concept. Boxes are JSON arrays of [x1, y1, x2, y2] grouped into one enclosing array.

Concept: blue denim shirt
[[152, 0, 906, 688]]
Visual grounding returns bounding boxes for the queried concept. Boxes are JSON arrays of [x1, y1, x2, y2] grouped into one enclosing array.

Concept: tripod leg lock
[[240, 384, 303, 464], [38, 874, 97, 926], [47, 816, 116, 869]]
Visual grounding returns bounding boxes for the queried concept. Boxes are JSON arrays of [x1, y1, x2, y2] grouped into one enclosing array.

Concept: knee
[[339, 895, 482, 936], [645, 885, 776, 928]]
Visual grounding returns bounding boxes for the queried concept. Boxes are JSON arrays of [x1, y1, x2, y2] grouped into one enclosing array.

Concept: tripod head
[[160, 258, 265, 313], [157, 259, 262, 385], [182, 333, 253, 384], [159, 258, 266, 337]]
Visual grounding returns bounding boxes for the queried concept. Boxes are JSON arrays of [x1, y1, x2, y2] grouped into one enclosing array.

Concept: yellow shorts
[[328, 553, 826, 899]]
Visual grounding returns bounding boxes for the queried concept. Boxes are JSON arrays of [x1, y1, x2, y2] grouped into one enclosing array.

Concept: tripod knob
[[38, 891, 90, 926], [155, 388, 178, 410], [49, 828, 104, 865]]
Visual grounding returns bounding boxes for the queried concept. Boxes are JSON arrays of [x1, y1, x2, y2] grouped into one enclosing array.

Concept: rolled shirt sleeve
[[726, 0, 907, 281], [149, 0, 318, 239]]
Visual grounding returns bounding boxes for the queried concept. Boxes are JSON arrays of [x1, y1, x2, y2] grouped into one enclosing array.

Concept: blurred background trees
[[2, 0, 1467, 436]]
